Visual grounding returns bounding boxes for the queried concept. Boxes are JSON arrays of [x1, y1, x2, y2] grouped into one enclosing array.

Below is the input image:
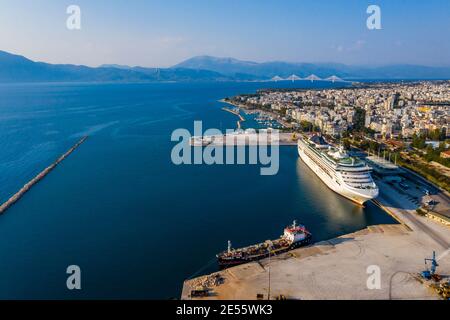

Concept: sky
[[0, 0, 449, 67]]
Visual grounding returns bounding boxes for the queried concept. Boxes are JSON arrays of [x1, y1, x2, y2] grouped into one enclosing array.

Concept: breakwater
[[221, 106, 246, 129], [221, 107, 245, 122], [0, 136, 88, 215]]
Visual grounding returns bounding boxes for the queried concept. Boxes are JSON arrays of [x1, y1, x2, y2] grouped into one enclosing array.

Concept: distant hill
[[0, 51, 231, 83], [172, 56, 259, 78], [1, 50, 449, 83], [100, 64, 135, 70], [173, 55, 450, 80], [0, 51, 155, 83]]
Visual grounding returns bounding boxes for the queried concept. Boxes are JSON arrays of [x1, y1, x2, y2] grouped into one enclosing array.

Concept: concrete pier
[[0, 136, 88, 215], [181, 177, 450, 300], [221, 107, 245, 121], [182, 222, 450, 300], [221, 106, 245, 129], [190, 132, 298, 146]]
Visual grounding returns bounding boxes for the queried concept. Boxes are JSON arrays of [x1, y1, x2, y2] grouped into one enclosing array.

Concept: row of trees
[[411, 129, 446, 148], [411, 133, 427, 149], [411, 132, 450, 166], [397, 154, 450, 192], [351, 107, 366, 132], [423, 144, 450, 167], [427, 128, 447, 141]]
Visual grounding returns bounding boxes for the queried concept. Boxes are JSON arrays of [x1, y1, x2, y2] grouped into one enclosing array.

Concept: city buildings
[[232, 81, 450, 139]]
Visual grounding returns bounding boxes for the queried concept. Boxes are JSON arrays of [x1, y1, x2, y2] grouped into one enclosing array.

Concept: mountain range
[[174, 56, 450, 80], [1, 50, 450, 83]]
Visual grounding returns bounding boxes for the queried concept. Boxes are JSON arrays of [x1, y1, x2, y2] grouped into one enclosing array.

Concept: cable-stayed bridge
[[286, 74, 302, 81], [270, 74, 346, 82]]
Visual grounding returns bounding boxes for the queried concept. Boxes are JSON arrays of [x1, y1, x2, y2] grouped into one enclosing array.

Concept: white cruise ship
[[298, 135, 379, 205]]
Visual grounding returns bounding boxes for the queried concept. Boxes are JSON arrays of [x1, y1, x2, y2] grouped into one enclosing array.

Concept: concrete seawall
[[221, 106, 246, 129], [0, 136, 88, 215], [221, 107, 245, 122], [182, 178, 450, 300], [182, 222, 450, 300]]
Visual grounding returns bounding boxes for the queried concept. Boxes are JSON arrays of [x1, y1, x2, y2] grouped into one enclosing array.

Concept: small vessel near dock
[[217, 221, 312, 268]]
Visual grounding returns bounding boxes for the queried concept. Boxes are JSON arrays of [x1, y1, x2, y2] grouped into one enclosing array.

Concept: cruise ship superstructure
[[298, 135, 379, 205]]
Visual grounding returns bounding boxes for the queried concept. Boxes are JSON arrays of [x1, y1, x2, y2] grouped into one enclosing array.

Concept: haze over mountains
[[173, 56, 450, 80], [1, 50, 450, 83]]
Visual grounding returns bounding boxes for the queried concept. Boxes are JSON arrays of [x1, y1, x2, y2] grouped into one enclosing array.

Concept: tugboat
[[217, 221, 312, 268]]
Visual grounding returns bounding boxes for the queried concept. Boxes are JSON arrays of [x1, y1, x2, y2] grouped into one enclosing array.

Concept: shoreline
[[179, 97, 450, 300], [220, 99, 293, 129], [371, 198, 413, 231], [181, 158, 450, 300], [182, 207, 450, 299]]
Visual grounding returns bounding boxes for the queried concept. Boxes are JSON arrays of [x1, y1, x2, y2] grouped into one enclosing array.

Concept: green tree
[[369, 141, 380, 152], [412, 133, 426, 149], [299, 121, 313, 132], [342, 138, 351, 150], [351, 107, 366, 132]]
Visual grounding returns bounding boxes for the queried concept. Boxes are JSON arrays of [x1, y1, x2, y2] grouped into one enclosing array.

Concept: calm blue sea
[[0, 81, 395, 299]]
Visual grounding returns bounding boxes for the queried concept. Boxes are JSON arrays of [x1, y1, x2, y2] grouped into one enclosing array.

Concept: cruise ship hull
[[298, 144, 378, 205]]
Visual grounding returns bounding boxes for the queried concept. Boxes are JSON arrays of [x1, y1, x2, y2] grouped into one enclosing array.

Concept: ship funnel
[[227, 240, 232, 253], [293, 220, 297, 228]]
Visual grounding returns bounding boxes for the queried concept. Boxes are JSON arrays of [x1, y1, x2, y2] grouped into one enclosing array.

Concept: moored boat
[[298, 134, 379, 205], [217, 221, 312, 268]]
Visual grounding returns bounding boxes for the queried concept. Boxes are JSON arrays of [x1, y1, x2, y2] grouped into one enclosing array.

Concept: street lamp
[[267, 243, 272, 300]]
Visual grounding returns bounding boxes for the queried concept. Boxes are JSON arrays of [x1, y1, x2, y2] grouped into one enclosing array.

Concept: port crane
[[421, 251, 439, 280]]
